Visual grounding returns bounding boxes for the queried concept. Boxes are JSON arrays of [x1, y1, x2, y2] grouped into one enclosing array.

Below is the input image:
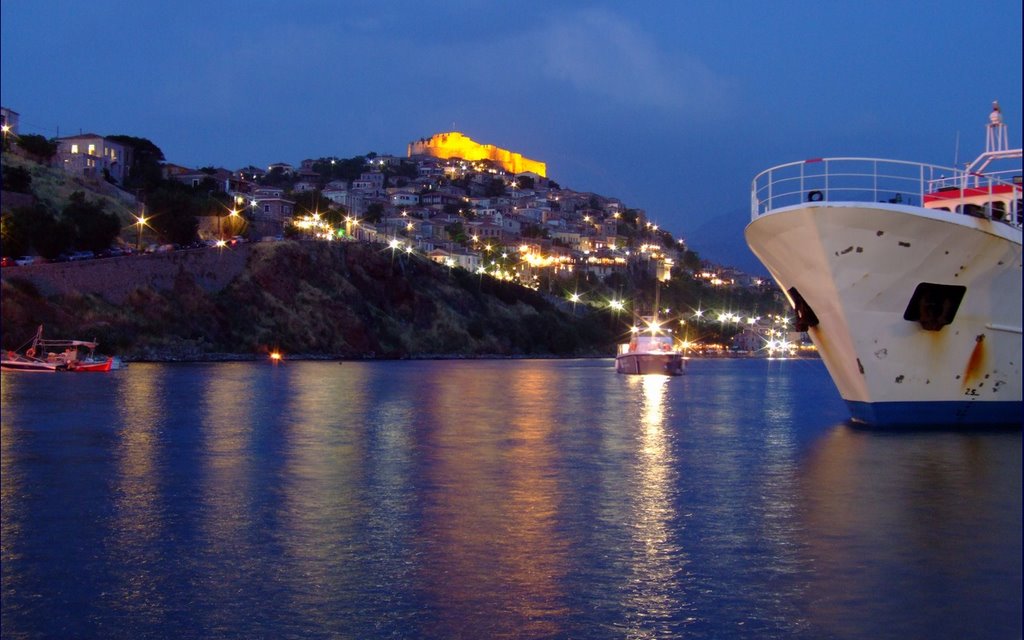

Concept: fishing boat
[[1, 326, 115, 373], [615, 315, 685, 376], [0, 350, 65, 372], [745, 103, 1021, 426]]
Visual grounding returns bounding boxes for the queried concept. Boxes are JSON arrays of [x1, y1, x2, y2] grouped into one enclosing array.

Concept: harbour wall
[[0, 245, 252, 305]]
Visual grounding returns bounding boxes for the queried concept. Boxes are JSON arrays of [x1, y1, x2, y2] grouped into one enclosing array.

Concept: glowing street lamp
[[568, 291, 581, 315], [135, 214, 147, 251]]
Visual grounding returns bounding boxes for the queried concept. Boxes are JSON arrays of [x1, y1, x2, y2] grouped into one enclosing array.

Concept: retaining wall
[[1, 245, 252, 304]]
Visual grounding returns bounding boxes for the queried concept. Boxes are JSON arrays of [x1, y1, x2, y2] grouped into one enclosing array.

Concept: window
[[71, 144, 79, 154], [88, 144, 96, 155]]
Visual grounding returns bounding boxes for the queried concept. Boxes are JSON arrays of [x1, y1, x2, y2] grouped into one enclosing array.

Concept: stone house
[[251, 196, 295, 237], [55, 133, 132, 185]]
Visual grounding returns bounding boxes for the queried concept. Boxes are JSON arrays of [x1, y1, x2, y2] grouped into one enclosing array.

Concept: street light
[[135, 215, 146, 251]]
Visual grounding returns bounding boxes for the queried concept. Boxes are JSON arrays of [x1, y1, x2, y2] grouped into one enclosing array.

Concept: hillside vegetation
[[1, 241, 620, 360], [3, 152, 138, 223]]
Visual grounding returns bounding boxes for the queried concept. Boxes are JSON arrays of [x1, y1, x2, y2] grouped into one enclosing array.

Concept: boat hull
[[615, 353, 684, 376], [1, 360, 62, 372], [69, 357, 113, 372], [745, 203, 1022, 427]]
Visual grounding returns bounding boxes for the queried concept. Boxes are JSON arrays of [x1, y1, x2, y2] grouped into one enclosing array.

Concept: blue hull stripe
[[846, 400, 1023, 427]]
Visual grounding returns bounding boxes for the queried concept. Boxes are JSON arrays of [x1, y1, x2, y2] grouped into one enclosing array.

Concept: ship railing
[[751, 157, 1022, 228]]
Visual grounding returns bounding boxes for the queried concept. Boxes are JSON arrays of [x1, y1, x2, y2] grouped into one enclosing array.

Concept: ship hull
[[745, 203, 1022, 427], [615, 353, 684, 376]]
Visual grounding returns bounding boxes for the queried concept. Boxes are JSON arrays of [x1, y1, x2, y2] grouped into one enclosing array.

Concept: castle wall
[[408, 132, 546, 178]]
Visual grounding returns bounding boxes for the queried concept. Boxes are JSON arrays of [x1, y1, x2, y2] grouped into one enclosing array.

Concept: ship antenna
[[986, 100, 1008, 153], [953, 130, 960, 168]]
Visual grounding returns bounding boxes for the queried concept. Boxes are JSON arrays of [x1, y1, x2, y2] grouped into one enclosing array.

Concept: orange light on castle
[[408, 132, 546, 177]]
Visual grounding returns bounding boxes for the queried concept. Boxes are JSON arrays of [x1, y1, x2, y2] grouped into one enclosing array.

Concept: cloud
[[531, 9, 733, 114]]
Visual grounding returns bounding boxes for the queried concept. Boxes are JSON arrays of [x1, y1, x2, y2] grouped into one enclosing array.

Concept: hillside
[[1, 241, 620, 360], [2, 151, 139, 224]]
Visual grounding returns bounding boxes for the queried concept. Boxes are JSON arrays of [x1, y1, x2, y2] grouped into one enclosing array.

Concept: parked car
[[1, 256, 13, 267], [14, 256, 36, 266]]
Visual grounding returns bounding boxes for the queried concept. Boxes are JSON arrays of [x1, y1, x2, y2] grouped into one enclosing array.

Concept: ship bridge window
[[903, 282, 966, 331]]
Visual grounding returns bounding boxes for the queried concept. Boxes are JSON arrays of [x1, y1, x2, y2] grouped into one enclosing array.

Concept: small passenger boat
[[615, 316, 685, 376]]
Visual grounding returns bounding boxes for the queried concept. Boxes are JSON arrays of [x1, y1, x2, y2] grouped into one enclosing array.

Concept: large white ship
[[745, 104, 1021, 426]]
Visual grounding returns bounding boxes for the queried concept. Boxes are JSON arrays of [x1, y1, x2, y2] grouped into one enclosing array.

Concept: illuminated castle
[[407, 132, 547, 178]]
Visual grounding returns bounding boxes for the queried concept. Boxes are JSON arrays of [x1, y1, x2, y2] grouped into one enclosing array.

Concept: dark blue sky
[[2, 1, 1021, 271]]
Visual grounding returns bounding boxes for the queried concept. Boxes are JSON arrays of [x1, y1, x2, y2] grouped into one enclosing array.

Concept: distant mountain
[[686, 207, 769, 276]]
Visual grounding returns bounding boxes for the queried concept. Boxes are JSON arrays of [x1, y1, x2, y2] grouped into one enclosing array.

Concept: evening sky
[[2, 0, 1021, 271]]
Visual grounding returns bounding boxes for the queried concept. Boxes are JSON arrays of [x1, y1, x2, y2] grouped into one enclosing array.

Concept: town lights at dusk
[[2, 4, 1013, 638]]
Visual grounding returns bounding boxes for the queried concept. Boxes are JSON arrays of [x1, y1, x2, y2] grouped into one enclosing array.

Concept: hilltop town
[[1, 107, 762, 289], [1, 106, 797, 357]]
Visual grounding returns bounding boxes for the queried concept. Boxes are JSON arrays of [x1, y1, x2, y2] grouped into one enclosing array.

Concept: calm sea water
[[1, 358, 1020, 639]]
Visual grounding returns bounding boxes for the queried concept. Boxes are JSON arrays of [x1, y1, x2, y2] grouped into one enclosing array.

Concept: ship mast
[[986, 101, 1009, 153], [965, 101, 1020, 176]]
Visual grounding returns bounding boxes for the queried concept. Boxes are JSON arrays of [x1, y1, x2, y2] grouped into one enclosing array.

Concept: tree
[[325, 155, 369, 182], [261, 166, 293, 188], [31, 209, 75, 259], [15, 134, 57, 160], [484, 178, 506, 198], [106, 135, 165, 191], [292, 191, 332, 216], [145, 182, 200, 245], [62, 191, 121, 252], [516, 175, 535, 190], [520, 223, 548, 239], [2, 165, 32, 193], [445, 221, 467, 244], [681, 249, 701, 272], [364, 202, 384, 224], [1, 205, 42, 257]]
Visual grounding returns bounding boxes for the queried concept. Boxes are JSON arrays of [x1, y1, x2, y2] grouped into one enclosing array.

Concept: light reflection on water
[[1, 359, 1020, 639]]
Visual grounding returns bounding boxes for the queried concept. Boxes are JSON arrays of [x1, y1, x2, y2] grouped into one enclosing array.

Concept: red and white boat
[[1, 326, 115, 372]]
